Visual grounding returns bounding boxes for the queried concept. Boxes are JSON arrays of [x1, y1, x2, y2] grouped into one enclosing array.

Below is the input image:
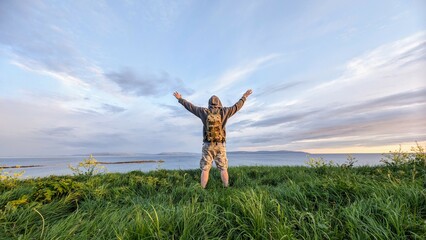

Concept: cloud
[[0, 1, 131, 124], [250, 110, 319, 127], [256, 81, 304, 97], [41, 127, 75, 137], [333, 88, 426, 116], [106, 68, 194, 97], [0, 2, 93, 86], [228, 119, 256, 129], [159, 104, 193, 118], [0, 96, 175, 156], [57, 132, 130, 150], [303, 106, 424, 138], [310, 31, 426, 98], [235, 32, 426, 151], [243, 88, 425, 147], [102, 104, 127, 114], [0, 1, 129, 101], [11, 59, 90, 89], [0, 0, 192, 113], [213, 53, 280, 92], [236, 103, 425, 150]]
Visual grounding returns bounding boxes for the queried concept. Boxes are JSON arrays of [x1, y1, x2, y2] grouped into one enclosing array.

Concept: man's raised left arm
[[225, 89, 253, 117]]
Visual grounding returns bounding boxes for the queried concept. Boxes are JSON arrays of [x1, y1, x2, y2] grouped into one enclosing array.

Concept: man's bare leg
[[220, 169, 229, 187], [201, 170, 210, 188]]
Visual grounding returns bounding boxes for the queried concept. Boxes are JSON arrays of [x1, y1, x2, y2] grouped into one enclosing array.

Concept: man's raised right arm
[[173, 91, 204, 118]]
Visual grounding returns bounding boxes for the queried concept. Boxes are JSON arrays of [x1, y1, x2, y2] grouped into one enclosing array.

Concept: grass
[[0, 155, 425, 239]]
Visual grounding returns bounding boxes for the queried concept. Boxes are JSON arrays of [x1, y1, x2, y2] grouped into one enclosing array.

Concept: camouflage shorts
[[200, 142, 228, 171]]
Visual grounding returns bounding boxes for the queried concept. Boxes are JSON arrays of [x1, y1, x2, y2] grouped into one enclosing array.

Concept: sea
[[0, 152, 384, 178]]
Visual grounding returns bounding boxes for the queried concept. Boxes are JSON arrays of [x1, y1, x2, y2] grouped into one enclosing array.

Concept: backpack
[[206, 109, 224, 142]]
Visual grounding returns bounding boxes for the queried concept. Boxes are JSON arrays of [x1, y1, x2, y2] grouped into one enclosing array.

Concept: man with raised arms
[[173, 89, 253, 188]]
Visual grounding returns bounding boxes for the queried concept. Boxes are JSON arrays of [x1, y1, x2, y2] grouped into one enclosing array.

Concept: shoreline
[[1, 160, 165, 169], [1, 164, 44, 169], [97, 160, 164, 165]]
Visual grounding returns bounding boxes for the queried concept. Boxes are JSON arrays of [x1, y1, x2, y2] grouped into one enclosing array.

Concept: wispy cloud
[[106, 68, 194, 97], [310, 31, 426, 96], [57, 132, 130, 150], [213, 53, 280, 92], [101, 104, 127, 114], [11, 58, 90, 89], [0, 96, 178, 156], [0, 1, 192, 111], [250, 110, 319, 127], [41, 127, 75, 137], [0, 1, 106, 97], [234, 32, 426, 151], [332, 88, 426, 116], [256, 81, 304, 97]]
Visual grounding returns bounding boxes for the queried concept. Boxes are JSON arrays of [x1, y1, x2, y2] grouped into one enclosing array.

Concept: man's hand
[[243, 89, 253, 98], [173, 91, 182, 100]]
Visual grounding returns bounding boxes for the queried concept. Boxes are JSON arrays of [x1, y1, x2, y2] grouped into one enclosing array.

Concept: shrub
[[380, 142, 426, 182], [341, 154, 358, 168], [0, 163, 25, 180], [68, 154, 106, 177], [34, 177, 83, 203], [0, 164, 25, 191]]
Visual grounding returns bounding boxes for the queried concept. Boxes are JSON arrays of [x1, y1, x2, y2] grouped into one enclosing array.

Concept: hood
[[208, 95, 222, 109]]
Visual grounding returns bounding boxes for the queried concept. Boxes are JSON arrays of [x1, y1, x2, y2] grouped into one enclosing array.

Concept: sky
[[0, 0, 425, 156]]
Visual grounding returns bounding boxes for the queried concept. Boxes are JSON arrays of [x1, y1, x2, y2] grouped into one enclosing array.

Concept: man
[[173, 89, 253, 188]]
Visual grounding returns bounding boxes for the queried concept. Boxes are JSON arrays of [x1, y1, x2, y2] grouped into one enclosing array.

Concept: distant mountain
[[73, 152, 198, 156], [74, 152, 150, 157], [228, 150, 309, 154], [157, 152, 198, 156]]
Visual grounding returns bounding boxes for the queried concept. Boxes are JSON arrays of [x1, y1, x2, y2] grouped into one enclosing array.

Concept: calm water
[[0, 152, 384, 178]]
